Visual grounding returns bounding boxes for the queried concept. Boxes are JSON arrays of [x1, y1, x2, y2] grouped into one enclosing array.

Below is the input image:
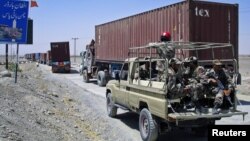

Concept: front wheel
[[106, 93, 117, 117], [83, 70, 89, 83], [139, 108, 158, 141]]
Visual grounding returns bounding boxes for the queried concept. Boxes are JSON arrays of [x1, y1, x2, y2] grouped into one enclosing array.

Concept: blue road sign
[[0, 0, 29, 44]]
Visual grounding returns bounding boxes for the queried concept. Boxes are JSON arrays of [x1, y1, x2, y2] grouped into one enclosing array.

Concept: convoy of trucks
[[24, 42, 70, 73], [22, 1, 248, 140]]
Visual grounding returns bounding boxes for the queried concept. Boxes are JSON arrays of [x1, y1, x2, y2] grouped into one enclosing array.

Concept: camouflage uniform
[[156, 60, 165, 82], [205, 59, 234, 114], [167, 58, 184, 99], [186, 66, 206, 101], [183, 57, 206, 112], [206, 67, 233, 106]]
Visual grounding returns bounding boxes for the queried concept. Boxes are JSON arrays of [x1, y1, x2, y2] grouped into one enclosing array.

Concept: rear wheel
[[139, 108, 158, 141], [83, 70, 89, 83], [106, 93, 117, 117]]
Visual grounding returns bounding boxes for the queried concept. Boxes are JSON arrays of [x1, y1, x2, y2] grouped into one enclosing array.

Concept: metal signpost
[[0, 0, 29, 83]]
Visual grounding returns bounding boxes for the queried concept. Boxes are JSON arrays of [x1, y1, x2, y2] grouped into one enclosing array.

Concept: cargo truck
[[51, 42, 71, 73], [40, 53, 47, 64], [35, 53, 40, 62], [81, 0, 239, 86], [46, 50, 52, 66]]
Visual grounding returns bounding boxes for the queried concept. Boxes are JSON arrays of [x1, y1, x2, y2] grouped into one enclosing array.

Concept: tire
[[83, 70, 89, 83], [106, 93, 117, 117], [97, 71, 106, 86], [139, 108, 158, 141]]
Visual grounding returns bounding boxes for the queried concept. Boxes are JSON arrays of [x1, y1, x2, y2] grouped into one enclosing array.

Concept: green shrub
[[8, 63, 22, 72]]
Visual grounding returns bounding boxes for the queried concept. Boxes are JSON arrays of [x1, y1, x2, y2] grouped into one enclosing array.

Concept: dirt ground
[[237, 56, 250, 96], [0, 56, 250, 141], [0, 63, 135, 141]]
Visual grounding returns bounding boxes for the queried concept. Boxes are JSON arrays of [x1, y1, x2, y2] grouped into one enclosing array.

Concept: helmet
[[189, 56, 197, 62], [183, 57, 190, 67], [160, 32, 171, 42], [169, 58, 181, 65], [189, 56, 198, 65], [184, 57, 190, 63]]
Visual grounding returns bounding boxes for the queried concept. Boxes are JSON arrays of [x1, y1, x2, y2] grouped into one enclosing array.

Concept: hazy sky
[[0, 0, 250, 55]]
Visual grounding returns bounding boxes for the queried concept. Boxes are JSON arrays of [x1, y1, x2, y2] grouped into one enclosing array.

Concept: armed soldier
[[206, 59, 234, 114], [183, 56, 206, 113], [167, 58, 185, 99]]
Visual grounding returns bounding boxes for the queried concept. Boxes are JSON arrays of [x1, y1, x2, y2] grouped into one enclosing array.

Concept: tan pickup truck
[[105, 42, 248, 141]]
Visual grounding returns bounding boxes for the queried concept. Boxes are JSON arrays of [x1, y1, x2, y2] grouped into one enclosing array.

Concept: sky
[[0, 0, 250, 56]]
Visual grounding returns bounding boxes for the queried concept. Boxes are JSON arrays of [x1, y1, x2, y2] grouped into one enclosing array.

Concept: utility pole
[[5, 44, 8, 69], [72, 37, 79, 63]]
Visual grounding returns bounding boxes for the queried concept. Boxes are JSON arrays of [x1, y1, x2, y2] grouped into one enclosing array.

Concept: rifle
[[206, 72, 224, 90]]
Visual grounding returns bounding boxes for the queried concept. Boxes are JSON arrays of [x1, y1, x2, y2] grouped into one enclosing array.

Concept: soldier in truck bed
[[167, 58, 185, 99], [206, 59, 234, 114], [183, 56, 206, 113]]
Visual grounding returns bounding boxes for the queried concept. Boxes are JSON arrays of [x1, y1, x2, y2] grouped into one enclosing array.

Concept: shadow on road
[[239, 100, 250, 105], [115, 112, 207, 141], [70, 70, 79, 74]]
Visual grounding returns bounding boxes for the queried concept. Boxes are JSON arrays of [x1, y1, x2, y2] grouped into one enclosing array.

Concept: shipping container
[[46, 50, 52, 66], [40, 53, 47, 64], [31, 53, 35, 61], [95, 0, 238, 64], [50, 42, 70, 73], [35, 53, 40, 62]]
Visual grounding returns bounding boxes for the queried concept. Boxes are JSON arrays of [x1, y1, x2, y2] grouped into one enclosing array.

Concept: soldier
[[134, 61, 150, 80], [184, 56, 206, 113], [155, 60, 165, 82], [167, 58, 184, 99], [187, 56, 205, 79], [206, 59, 234, 114]]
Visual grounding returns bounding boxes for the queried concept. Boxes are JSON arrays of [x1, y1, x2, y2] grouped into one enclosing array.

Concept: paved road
[[39, 64, 250, 140], [40, 64, 250, 125]]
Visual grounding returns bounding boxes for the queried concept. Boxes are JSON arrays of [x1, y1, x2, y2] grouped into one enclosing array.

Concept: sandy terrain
[[237, 56, 250, 96]]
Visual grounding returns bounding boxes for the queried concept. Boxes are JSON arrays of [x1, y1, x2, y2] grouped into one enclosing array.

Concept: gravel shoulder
[[0, 63, 138, 141]]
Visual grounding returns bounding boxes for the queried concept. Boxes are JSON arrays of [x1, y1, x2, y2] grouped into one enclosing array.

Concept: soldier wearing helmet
[[167, 58, 184, 99], [184, 56, 206, 113], [161, 32, 171, 42], [189, 56, 206, 79]]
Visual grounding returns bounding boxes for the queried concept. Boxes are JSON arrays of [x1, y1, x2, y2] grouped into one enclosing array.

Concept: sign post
[[0, 0, 29, 83], [15, 44, 19, 83], [5, 44, 8, 69]]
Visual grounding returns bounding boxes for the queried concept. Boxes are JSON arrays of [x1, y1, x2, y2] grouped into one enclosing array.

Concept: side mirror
[[115, 72, 120, 81]]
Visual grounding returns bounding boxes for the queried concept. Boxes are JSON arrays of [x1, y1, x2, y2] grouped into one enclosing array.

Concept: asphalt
[[39, 64, 250, 125]]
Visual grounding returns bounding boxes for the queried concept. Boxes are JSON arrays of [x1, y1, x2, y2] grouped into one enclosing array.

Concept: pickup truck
[[105, 42, 248, 141]]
